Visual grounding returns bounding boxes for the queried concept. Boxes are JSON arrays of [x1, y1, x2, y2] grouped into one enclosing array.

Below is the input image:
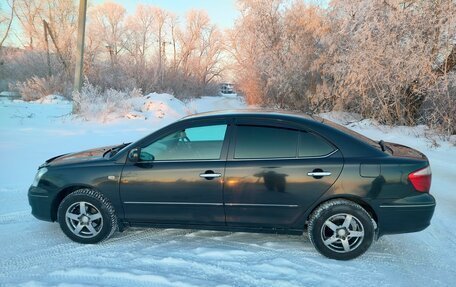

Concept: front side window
[[140, 124, 227, 161], [234, 125, 299, 159]]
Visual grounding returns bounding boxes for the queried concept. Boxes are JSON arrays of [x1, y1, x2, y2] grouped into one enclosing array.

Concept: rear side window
[[299, 132, 335, 157], [234, 125, 298, 159]]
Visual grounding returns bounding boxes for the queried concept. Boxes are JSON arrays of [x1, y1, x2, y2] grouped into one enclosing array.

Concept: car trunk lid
[[384, 142, 427, 160]]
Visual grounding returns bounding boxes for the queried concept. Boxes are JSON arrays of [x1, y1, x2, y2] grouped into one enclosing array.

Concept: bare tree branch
[[0, 0, 15, 48]]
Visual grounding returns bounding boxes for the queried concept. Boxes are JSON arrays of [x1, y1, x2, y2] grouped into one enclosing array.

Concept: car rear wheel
[[307, 199, 375, 260], [57, 188, 117, 244]]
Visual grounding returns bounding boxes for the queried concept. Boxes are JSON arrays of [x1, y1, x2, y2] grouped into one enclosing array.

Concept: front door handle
[[199, 170, 222, 180], [307, 169, 331, 179]]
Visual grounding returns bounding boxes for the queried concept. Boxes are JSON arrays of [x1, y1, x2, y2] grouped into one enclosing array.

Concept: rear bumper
[[28, 186, 53, 222], [375, 194, 436, 237]]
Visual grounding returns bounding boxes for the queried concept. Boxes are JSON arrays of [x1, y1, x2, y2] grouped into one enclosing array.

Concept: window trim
[[229, 148, 340, 162]]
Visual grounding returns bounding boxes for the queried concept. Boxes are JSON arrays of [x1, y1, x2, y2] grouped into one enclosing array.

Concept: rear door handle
[[307, 172, 331, 177], [307, 168, 332, 179]]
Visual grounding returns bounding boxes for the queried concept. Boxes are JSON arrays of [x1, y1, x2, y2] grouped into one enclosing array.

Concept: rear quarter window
[[299, 132, 335, 157]]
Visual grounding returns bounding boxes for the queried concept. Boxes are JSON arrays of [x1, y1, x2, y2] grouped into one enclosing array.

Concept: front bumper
[[374, 193, 436, 237], [28, 186, 53, 222]]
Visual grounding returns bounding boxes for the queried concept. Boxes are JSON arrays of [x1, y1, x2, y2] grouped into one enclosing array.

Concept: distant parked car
[[28, 110, 435, 260], [220, 83, 236, 95]]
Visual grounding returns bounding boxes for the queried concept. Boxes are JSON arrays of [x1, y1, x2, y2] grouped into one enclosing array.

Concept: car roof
[[181, 109, 323, 123]]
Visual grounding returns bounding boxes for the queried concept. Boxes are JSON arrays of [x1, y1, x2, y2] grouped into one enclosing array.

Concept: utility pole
[[43, 20, 51, 77], [161, 41, 171, 86], [73, 0, 87, 113]]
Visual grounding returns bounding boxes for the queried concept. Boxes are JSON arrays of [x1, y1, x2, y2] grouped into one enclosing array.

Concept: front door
[[120, 122, 230, 225]]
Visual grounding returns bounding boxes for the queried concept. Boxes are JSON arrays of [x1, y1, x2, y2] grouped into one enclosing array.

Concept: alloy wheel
[[320, 213, 365, 253], [65, 201, 103, 238]]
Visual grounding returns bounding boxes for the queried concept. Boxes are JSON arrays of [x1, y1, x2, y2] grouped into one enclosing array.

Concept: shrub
[[10, 75, 71, 101], [73, 82, 142, 122]]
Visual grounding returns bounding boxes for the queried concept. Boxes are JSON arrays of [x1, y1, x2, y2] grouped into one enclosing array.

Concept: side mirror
[[128, 147, 140, 162]]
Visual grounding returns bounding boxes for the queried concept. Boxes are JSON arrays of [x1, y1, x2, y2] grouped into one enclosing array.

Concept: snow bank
[[73, 91, 245, 123], [124, 93, 191, 121], [31, 94, 70, 105]]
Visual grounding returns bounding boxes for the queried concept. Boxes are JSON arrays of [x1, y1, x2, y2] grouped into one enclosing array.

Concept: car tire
[[307, 199, 375, 260], [57, 188, 117, 244]]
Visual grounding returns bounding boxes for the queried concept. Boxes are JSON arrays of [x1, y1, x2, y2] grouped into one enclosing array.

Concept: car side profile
[[28, 110, 435, 260]]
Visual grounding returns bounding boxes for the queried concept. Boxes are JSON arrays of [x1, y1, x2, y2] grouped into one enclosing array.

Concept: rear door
[[223, 119, 343, 228]]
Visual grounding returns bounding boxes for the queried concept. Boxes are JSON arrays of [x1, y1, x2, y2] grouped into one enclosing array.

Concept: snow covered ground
[[0, 94, 455, 286]]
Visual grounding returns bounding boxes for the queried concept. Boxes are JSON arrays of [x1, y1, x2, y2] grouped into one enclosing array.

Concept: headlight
[[32, 167, 48, 187]]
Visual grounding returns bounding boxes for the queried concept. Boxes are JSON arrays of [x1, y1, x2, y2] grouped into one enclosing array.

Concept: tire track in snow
[[0, 210, 30, 224], [0, 229, 169, 280]]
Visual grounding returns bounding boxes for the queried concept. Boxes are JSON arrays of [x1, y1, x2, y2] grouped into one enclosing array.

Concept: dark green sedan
[[28, 110, 435, 260]]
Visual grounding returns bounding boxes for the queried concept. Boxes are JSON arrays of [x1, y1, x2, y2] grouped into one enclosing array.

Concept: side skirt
[[123, 221, 304, 236]]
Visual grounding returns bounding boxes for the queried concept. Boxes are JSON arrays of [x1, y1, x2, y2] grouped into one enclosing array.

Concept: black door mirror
[[128, 147, 140, 162]]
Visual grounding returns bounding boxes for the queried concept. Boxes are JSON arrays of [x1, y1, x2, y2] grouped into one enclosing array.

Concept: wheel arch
[[51, 184, 99, 221], [306, 195, 378, 228]]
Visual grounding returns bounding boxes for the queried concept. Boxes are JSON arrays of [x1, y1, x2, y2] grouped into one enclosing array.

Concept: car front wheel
[[307, 199, 375, 260], [57, 188, 117, 244]]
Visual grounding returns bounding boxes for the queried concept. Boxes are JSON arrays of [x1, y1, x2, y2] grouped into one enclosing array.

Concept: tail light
[[408, 166, 432, 193]]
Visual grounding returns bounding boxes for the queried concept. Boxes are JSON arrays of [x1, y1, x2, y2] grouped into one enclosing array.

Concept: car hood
[[43, 145, 119, 166]]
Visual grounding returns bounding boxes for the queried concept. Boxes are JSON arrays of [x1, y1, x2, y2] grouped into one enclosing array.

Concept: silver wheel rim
[[65, 201, 103, 238], [320, 213, 364, 253]]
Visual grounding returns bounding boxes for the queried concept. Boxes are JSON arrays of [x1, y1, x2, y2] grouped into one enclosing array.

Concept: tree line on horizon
[[0, 0, 455, 135], [0, 0, 226, 100]]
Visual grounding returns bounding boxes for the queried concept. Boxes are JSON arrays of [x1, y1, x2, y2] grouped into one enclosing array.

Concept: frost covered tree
[[317, 0, 456, 131], [229, 0, 284, 105], [230, 0, 325, 110], [89, 1, 127, 66], [11, 0, 41, 49], [4, 0, 77, 97], [4, 0, 455, 134], [178, 10, 224, 86], [231, 0, 456, 134], [82, 4, 223, 97], [123, 5, 163, 92], [0, 0, 15, 48]]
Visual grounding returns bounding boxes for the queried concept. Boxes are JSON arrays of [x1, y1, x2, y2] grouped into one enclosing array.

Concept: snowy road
[[0, 96, 455, 286]]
